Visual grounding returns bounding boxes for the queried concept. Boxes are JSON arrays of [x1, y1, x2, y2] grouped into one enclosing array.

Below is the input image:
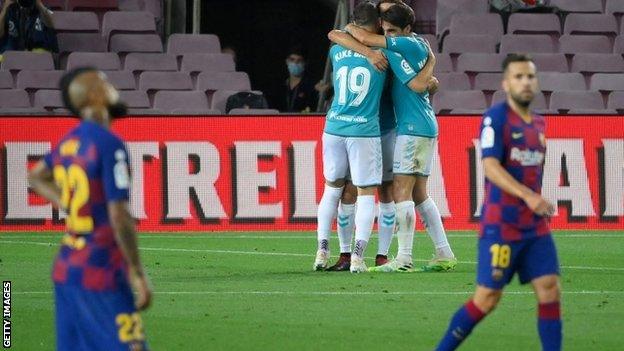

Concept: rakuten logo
[[510, 147, 545, 166]]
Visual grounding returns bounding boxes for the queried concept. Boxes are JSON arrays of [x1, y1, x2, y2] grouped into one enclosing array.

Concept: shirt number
[[53, 164, 93, 234], [336, 66, 371, 107], [116, 312, 145, 343], [490, 244, 511, 268]]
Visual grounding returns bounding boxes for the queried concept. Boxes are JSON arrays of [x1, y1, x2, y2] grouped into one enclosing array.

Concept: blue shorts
[[55, 283, 148, 351], [477, 235, 560, 290]]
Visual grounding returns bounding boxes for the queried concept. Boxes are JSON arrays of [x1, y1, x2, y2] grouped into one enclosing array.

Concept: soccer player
[[335, 4, 457, 272], [435, 54, 561, 351], [28, 68, 152, 351], [314, 1, 423, 273]]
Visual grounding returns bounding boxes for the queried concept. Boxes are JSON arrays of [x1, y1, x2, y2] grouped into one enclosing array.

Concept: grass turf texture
[[1, 231, 623, 351]]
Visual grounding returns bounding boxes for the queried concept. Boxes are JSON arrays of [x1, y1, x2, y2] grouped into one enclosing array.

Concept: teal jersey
[[386, 34, 438, 137], [379, 76, 396, 134]]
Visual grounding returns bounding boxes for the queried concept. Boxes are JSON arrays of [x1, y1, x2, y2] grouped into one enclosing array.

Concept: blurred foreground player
[[28, 68, 152, 351], [435, 54, 561, 350]]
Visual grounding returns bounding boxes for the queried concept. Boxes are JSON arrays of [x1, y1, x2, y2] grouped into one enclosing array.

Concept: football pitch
[[1, 231, 623, 351]]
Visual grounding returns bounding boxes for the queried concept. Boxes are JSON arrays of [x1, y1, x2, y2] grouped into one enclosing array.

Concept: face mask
[[287, 62, 305, 77]]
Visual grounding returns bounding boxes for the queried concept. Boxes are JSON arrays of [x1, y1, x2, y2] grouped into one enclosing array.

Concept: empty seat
[[420, 34, 439, 52], [171, 108, 221, 115], [58, 33, 107, 55], [153, 91, 208, 113], [0, 71, 13, 89], [590, 73, 624, 91], [51, 12, 99, 33], [229, 108, 280, 115], [198, 72, 251, 91], [0, 51, 54, 71], [607, 91, 624, 111], [474, 73, 502, 91], [530, 54, 569, 72], [118, 90, 150, 108], [181, 54, 236, 74], [507, 13, 561, 36], [606, 0, 624, 16], [571, 54, 624, 73], [436, 0, 489, 36], [434, 53, 453, 73], [139, 72, 192, 91], [0, 89, 30, 107], [442, 35, 497, 54], [500, 35, 556, 54], [492, 90, 548, 110], [43, 0, 66, 10], [128, 108, 163, 115], [210, 89, 239, 112], [538, 72, 586, 92], [109, 34, 163, 53], [16, 70, 64, 90], [34, 90, 63, 109], [103, 71, 136, 90], [0, 107, 47, 114], [564, 14, 618, 36], [449, 14, 504, 38], [119, 0, 162, 19], [167, 34, 221, 56], [614, 36, 624, 53], [124, 53, 177, 73], [102, 11, 156, 38], [550, 0, 603, 13], [550, 91, 604, 111], [559, 35, 612, 54], [432, 90, 486, 114], [66, 52, 121, 70], [66, 0, 118, 11], [436, 73, 470, 90], [567, 108, 617, 114], [457, 53, 504, 73]]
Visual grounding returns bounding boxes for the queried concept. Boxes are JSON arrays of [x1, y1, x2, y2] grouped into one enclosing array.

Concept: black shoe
[[326, 253, 351, 271]]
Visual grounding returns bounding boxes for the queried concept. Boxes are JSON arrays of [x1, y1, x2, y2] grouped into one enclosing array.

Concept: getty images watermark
[[3, 281, 10, 349]]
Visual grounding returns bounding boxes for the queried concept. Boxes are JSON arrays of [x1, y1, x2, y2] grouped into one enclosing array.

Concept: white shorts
[[393, 135, 436, 176], [322, 133, 382, 187], [381, 129, 396, 182]]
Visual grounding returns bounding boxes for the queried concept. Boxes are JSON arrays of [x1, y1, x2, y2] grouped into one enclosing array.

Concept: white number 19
[[336, 66, 371, 107]]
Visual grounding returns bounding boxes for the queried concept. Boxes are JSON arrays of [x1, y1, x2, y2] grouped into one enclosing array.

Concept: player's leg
[[376, 129, 396, 266], [326, 182, 357, 271], [315, 133, 348, 270], [55, 284, 82, 351]]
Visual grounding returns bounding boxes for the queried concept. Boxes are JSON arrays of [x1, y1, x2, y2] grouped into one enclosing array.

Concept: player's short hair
[[380, 3, 415, 29], [60, 66, 98, 117], [376, 0, 404, 12], [353, 0, 379, 27], [502, 54, 534, 73], [287, 45, 306, 59]]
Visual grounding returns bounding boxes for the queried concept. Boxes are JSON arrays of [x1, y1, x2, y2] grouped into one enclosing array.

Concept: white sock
[[353, 195, 376, 258], [416, 197, 454, 258], [337, 202, 355, 253], [317, 185, 343, 252], [396, 200, 416, 258], [377, 201, 395, 256]]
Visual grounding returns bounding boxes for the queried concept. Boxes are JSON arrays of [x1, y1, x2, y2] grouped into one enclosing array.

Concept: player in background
[[333, 4, 456, 272], [325, 0, 439, 271], [28, 68, 152, 351], [435, 54, 561, 351], [314, 1, 422, 273]]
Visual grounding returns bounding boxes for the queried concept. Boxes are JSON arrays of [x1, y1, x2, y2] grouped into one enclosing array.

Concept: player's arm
[[406, 44, 436, 93], [385, 49, 437, 94], [344, 23, 387, 48], [27, 160, 62, 208], [327, 29, 388, 71]]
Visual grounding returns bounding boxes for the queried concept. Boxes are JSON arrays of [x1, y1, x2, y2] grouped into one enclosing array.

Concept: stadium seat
[[590, 73, 624, 92], [109, 34, 163, 53], [420, 34, 439, 52], [442, 35, 497, 54], [434, 53, 453, 73], [229, 108, 280, 115], [139, 72, 193, 91], [102, 11, 156, 38], [492, 90, 549, 111], [0, 89, 30, 107], [103, 70, 136, 90], [58, 34, 107, 56], [499, 35, 556, 54], [0, 107, 47, 114], [449, 14, 504, 38], [171, 108, 221, 115], [16, 70, 64, 90], [537, 72, 586, 92], [564, 14, 619, 37], [153, 91, 209, 113], [118, 90, 150, 108], [43, 0, 65, 10], [530, 54, 569, 72], [457, 53, 505, 73], [66, 52, 121, 71], [0, 71, 13, 89], [567, 108, 618, 114], [66, 0, 118, 11], [167, 34, 221, 56], [210, 90, 239, 113], [0, 51, 54, 72], [559, 35, 612, 54], [436, 73, 470, 90], [507, 13, 561, 36], [614, 36, 624, 53], [124, 53, 177, 74], [119, 0, 162, 19], [474, 73, 503, 92], [606, 0, 624, 16], [34, 90, 64, 110], [52, 12, 99, 33], [436, 0, 489, 36], [432, 90, 486, 114], [607, 91, 624, 111], [180, 54, 236, 74], [571, 54, 624, 73], [550, 0, 603, 13], [198, 72, 251, 92], [127, 108, 164, 115], [550, 91, 604, 112]]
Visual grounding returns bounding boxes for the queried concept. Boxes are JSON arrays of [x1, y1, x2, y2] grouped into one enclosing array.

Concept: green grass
[[1, 231, 623, 351]]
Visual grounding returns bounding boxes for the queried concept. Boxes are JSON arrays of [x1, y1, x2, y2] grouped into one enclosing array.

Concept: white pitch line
[[1, 240, 624, 272]]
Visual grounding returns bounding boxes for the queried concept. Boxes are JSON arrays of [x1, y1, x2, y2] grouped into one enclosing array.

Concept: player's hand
[[130, 270, 152, 311], [427, 76, 439, 94], [367, 49, 388, 72], [524, 192, 555, 217]]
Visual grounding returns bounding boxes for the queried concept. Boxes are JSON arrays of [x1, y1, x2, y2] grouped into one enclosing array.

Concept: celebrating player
[[435, 54, 561, 351], [28, 68, 152, 350]]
